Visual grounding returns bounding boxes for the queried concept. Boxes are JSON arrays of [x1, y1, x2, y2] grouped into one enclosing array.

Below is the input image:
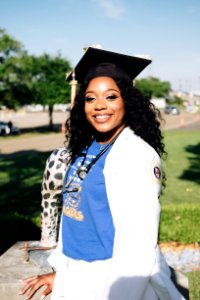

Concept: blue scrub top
[[62, 140, 115, 261]]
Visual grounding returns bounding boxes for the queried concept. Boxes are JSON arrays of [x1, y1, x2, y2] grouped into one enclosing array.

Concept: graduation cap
[[67, 47, 152, 104]]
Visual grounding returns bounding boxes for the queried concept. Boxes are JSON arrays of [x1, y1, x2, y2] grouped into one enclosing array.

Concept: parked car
[[0, 121, 10, 135], [164, 105, 180, 115], [0, 121, 20, 136]]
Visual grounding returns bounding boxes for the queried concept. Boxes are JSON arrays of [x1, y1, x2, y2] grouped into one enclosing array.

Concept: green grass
[[187, 271, 200, 300], [0, 150, 51, 254], [159, 204, 200, 243], [159, 130, 200, 299], [158, 130, 200, 244], [161, 130, 200, 205]]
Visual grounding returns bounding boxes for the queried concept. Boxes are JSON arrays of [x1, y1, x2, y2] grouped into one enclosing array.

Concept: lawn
[[161, 130, 200, 205], [159, 130, 200, 299], [187, 271, 200, 300], [0, 150, 51, 254], [0, 130, 200, 299], [159, 130, 200, 244]]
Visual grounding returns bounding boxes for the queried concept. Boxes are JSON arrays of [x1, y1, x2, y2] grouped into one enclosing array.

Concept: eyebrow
[[85, 88, 120, 94]]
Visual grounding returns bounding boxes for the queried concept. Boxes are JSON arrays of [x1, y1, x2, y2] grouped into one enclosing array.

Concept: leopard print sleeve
[[40, 147, 71, 247]]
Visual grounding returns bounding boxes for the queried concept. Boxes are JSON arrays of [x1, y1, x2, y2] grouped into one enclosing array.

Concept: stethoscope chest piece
[[77, 166, 88, 180]]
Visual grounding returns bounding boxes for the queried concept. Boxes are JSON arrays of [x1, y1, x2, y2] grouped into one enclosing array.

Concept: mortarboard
[[66, 47, 152, 105], [66, 47, 152, 84]]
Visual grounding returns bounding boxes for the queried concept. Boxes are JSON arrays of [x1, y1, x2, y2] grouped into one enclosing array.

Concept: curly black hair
[[65, 78, 166, 161]]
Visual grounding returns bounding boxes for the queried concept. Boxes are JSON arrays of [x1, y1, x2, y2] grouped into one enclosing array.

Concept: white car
[[0, 121, 10, 135], [164, 105, 180, 115], [0, 121, 20, 136]]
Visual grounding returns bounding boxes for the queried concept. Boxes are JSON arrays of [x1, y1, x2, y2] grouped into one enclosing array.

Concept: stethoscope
[[77, 139, 114, 180], [63, 131, 122, 194]]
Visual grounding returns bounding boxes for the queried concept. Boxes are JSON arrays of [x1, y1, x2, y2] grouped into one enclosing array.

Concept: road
[[0, 132, 66, 155], [0, 111, 200, 155]]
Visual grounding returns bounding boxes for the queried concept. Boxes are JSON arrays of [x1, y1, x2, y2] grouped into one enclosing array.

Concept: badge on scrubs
[[151, 158, 162, 184]]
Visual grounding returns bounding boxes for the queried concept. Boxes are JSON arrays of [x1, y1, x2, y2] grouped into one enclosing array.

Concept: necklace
[[99, 143, 109, 151]]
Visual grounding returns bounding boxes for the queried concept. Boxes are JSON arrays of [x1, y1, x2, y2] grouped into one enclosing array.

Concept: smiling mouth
[[94, 115, 111, 122]]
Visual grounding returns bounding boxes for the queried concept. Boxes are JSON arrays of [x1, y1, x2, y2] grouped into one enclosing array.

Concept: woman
[[19, 48, 186, 300]]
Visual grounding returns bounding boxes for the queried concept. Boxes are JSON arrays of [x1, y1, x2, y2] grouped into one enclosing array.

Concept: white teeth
[[95, 115, 109, 119]]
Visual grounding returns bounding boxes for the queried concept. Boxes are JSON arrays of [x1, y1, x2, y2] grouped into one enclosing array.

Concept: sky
[[1, 0, 200, 92]]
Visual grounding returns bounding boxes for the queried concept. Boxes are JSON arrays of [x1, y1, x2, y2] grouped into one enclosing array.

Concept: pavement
[[0, 132, 66, 155]]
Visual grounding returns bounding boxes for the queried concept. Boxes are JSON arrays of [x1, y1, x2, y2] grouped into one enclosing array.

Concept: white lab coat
[[48, 127, 186, 300]]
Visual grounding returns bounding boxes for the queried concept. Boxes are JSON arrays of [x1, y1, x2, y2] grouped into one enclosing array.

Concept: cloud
[[92, 0, 125, 19]]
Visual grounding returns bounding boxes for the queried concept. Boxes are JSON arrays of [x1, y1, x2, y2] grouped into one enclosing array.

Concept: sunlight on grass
[[161, 130, 200, 204], [159, 130, 200, 242], [159, 204, 200, 243], [187, 271, 200, 300]]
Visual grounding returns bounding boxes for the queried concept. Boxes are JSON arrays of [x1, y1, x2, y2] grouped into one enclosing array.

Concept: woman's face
[[84, 76, 125, 143]]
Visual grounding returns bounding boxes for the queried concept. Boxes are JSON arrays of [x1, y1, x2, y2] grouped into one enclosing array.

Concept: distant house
[[151, 98, 166, 109]]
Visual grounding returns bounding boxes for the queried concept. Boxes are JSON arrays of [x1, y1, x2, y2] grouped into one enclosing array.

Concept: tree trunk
[[48, 104, 54, 131]]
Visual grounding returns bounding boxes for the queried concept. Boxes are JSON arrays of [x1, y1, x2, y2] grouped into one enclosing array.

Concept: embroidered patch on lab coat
[[151, 158, 162, 184]]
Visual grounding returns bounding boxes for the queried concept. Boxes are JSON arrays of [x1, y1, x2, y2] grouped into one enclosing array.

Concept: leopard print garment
[[41, 147, 71, 247]]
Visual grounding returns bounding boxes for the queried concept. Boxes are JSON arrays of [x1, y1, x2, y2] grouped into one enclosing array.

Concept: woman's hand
[[19, 272, 55, 299]]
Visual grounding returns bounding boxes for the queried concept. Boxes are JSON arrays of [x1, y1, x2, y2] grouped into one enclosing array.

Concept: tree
[[0, 28, 29, 109], [135, 76, 171, 98], [0, 28, 72, 130], [0, 28, 23, 62], [0, 53, 36, 109], [31, 53, 71, 129]]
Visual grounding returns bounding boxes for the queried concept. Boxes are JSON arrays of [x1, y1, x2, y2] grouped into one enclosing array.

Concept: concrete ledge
[[0, 241, 52, 300], [0, 241, 189, 300]]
